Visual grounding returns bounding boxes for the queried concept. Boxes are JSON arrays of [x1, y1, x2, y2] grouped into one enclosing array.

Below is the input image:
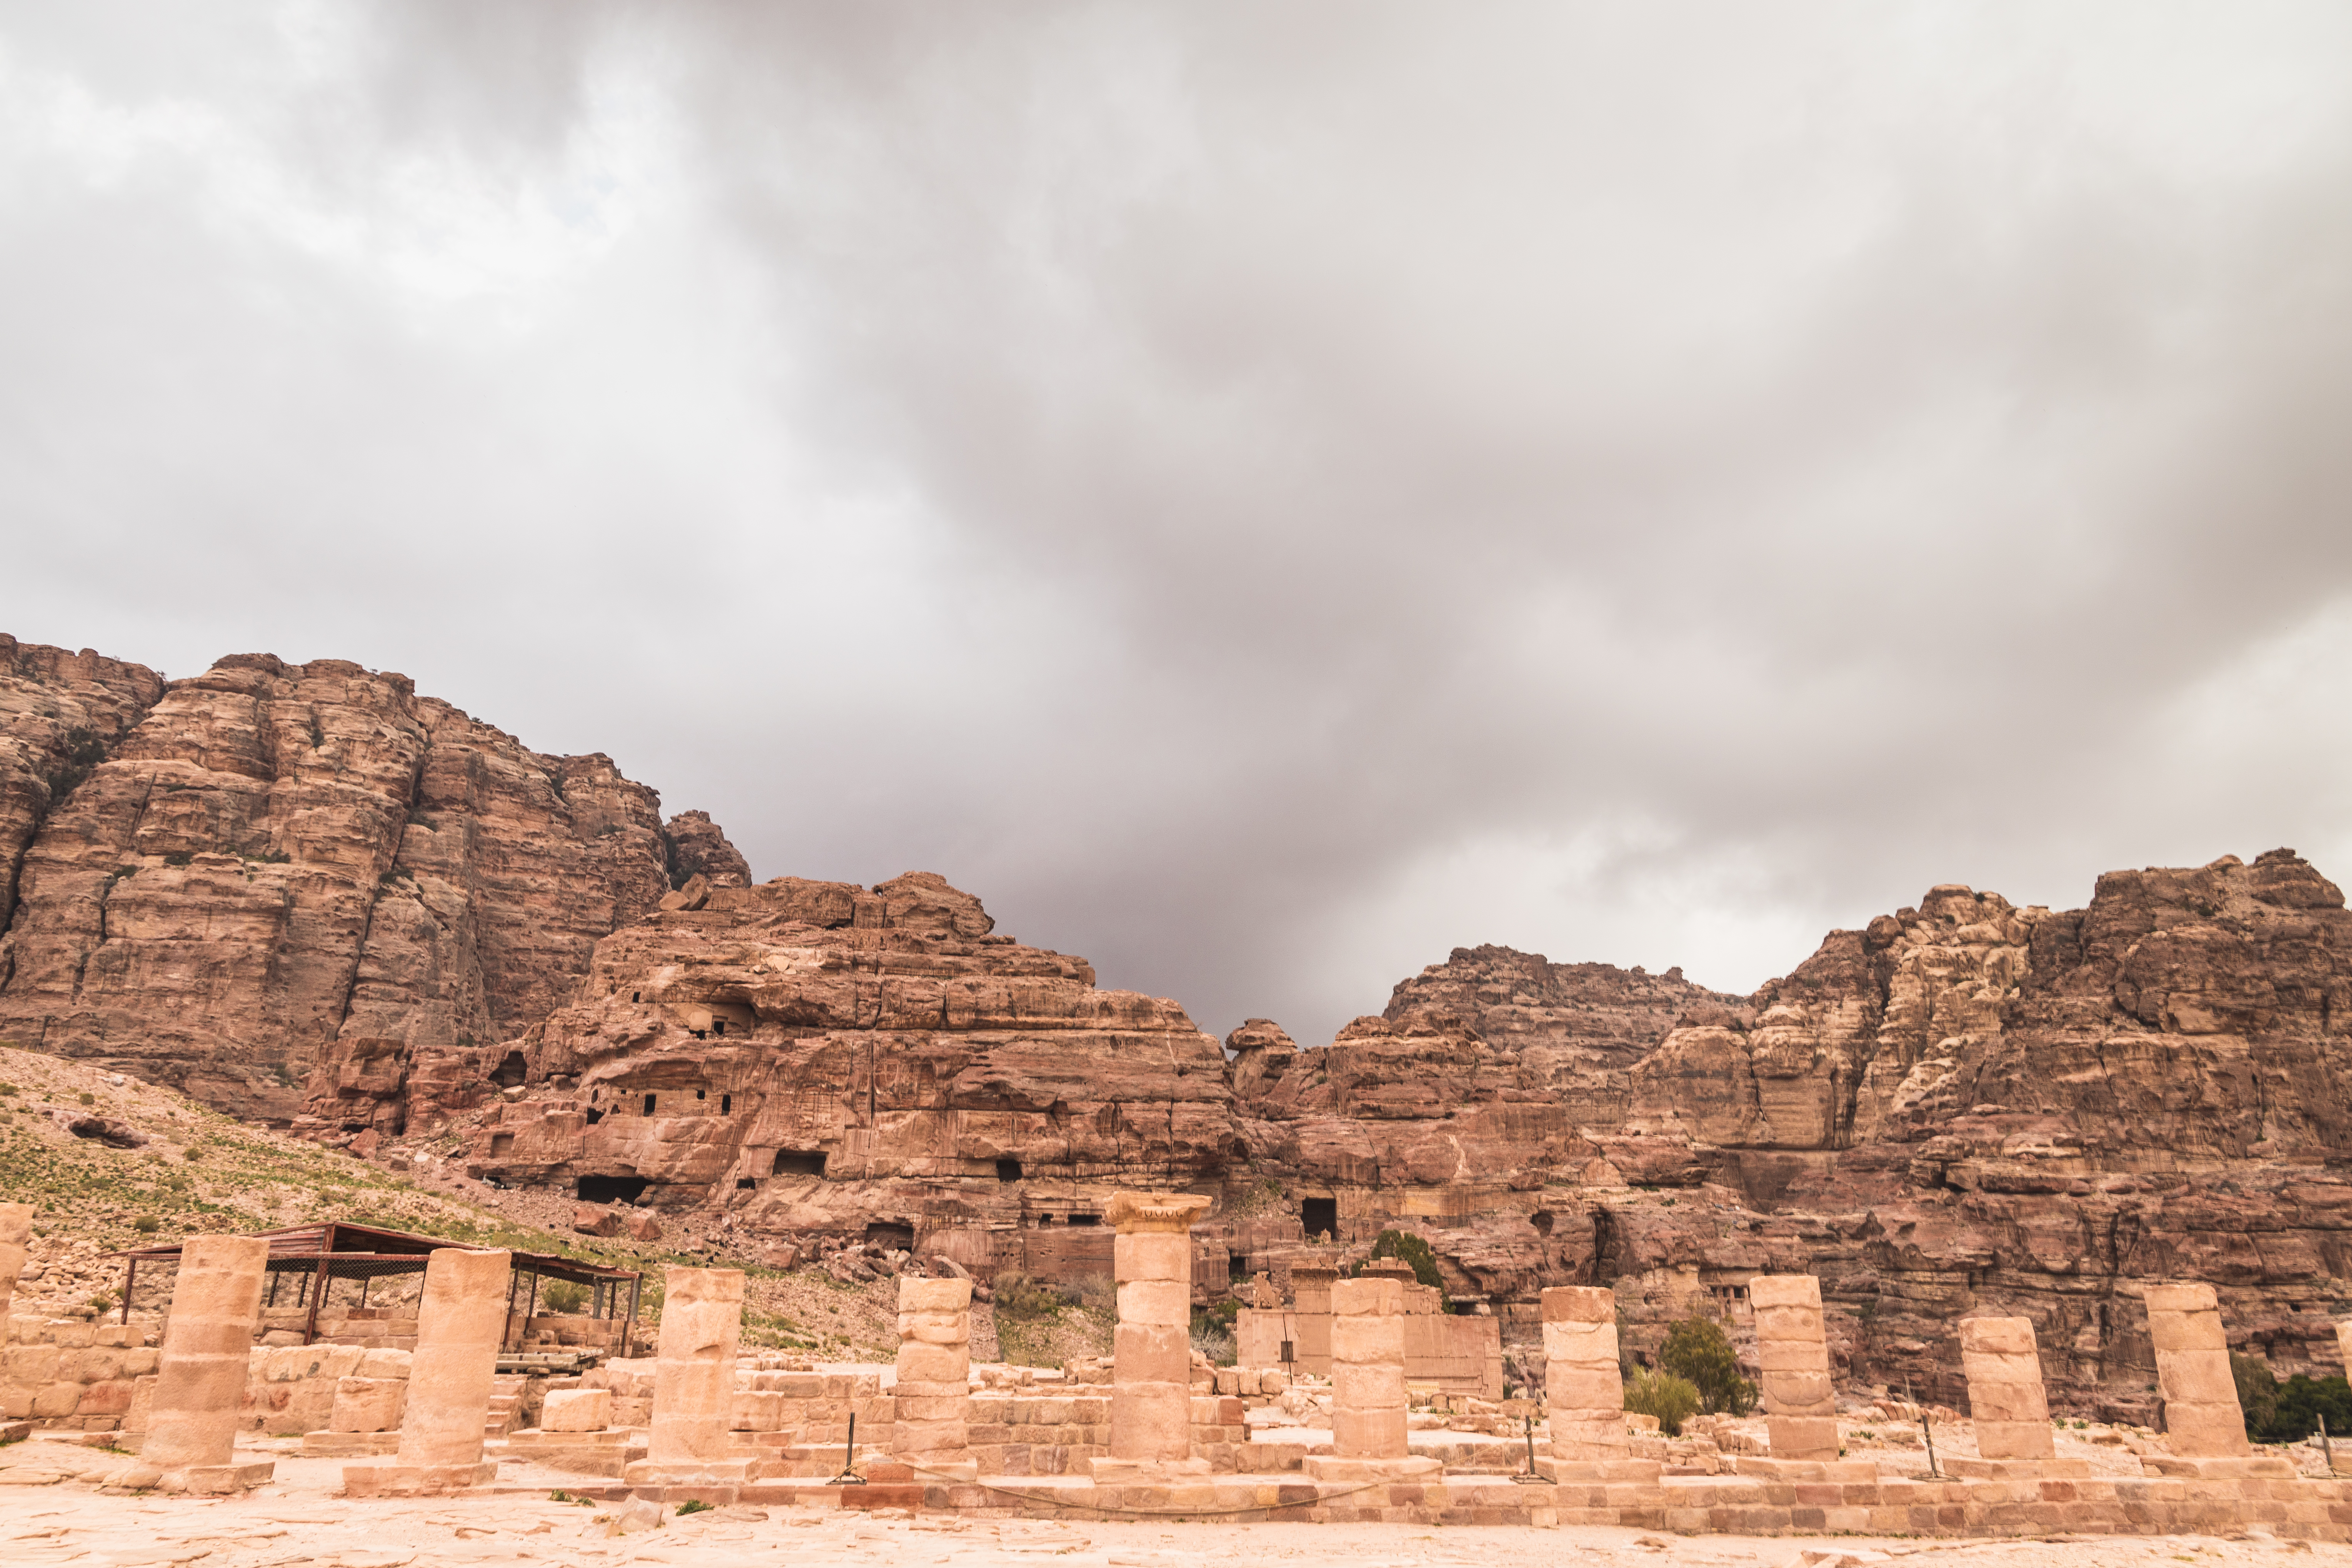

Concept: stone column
[[345, 1247, 510, 1496], [142, 1235, 272, 1493], [2146, 1282, 2249, 1458], [2338, 1319, 2352, 1380], [1542, 1285, 1626, 1462], [622, 1265, 753, 1494], [1104, 1190, 1210, 1465], [1330, 1275, 1407, 1456], [1957, 1317, 2055, 1461], [0, 1201, 30, 1322], [1752, 1273, 1838, 1463], [893, 1276, 972, 1466]]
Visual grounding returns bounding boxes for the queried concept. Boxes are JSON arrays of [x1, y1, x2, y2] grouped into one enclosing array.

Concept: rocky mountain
[[8, 632, 2352, 1425], [0, 637, 748, 1125]]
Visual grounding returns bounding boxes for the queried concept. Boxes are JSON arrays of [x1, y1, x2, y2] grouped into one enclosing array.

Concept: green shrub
[[78, 1092, 95, 1106], [1624, 1366, 1702, 1436], [1369, 1230, 1447, 1298], [1660, 1315, 1757, 1416], [2233, 1355, 2352, 1443], [540, 1280, 590, 1314], [675, 1499, 711, 1516], [133, 1215, 159, 1235]]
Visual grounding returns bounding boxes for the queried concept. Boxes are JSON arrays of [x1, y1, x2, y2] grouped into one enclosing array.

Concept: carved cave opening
[[643, 1093, 656, 1115], [735, 1177, 756, 1189], [865, 1221, 916, 1250], [577, 1174, 650, 1204], [585, 1107, 603, 1125], [773, 1150, 827, 1176], [995, 1156, 1022, 1181], [488, 1051, 528, 1088], [1300, 1196, 1337, 1238]]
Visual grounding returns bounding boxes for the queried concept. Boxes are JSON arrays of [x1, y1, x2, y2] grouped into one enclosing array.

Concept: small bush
[[540, 1280, 590, 1315], [133, 1215, 159, 1235], [78, 1092, 95, 1106], [675, 1499, 711, 1516], [1660, 1315, 1758, 1416], [1624, 1367, 1702, 1436], [1189, 1311, 1236, 1366], [2234, 1355, 2352, 1443]]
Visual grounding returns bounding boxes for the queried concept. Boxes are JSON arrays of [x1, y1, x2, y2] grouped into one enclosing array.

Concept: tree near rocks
[[1660, 1315, 1757, 1416]]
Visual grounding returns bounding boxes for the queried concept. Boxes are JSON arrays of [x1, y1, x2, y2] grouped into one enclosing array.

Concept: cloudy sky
[[6, 3, 2352, 1046]]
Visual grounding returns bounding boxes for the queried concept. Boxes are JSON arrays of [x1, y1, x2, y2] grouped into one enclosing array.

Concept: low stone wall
[[237, 1344, 413, 1435], [1234, 1308, 1502, 1397], [1, 1316, 155, 1430]]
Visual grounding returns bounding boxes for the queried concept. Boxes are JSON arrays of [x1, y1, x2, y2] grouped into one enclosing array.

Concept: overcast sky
[[6, 3, 2352, 1047]]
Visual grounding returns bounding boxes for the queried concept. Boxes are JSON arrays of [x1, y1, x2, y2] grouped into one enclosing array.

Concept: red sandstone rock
[[623, 1212, 662, 1243], [0, 641, 737, 1129], [573, 1206, 623, 1238], [661, 811, 751, 888]]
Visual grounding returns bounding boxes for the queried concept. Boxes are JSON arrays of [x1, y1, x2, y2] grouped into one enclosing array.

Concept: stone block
[[1958, 1316, 2037, 1356], [1540, 1285, 1616, 1324], [1755, 1305, 1826, 1343], [2163, 1400, 2252, 1458], [2155, 1350, 2239, 1406], [1542, 1319, 1618, 1364], [1331, 1315, 1406, 1363], [1331, 1405, 1409, 1459], [1748, 1274, 1822, 1311], [1547, 1365, 1624, 1411], [1332, 1362, 1405, 1411], [1768, 1415, 1840, 1461], [1117, 1279, 1191, 1327], [145, 1235, 268, 1479], [1969, 1380, 2050, 1425], [329, 1376, 407, 1433], [1764, 1370, 1834, 1412], [649, 1266, 744, 1466], [898, 1277, 972, 1315], [2149, 1311, 2228, 1354], [342, 1460, 499, 1496], [542, 1387, 612, 1432], [1332, 1278, 1405, 1318], [1757, 1337, 1828, 1373], [2143, 1283, 2219, 1316], [1976, 1419, 2057, 1460], [395, 1247, 509, 1469]]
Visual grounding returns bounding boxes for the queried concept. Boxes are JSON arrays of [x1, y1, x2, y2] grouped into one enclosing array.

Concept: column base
[[1536, 1457, 1662, 1482], [342, 1461, 499, 1497], [158, 1461, 276, 1495], [302, 1431, 401, 1458], [1764, 1415, 1841, 1462], [1940, 1456, 2090, 1480], [2139, 1455, 2299, 1479], [1302, 1454, 1441, 1481], [624, 1457, 756, 1503]]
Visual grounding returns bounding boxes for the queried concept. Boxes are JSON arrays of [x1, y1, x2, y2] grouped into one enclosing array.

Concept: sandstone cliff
[[0, 638, 744, 1127]]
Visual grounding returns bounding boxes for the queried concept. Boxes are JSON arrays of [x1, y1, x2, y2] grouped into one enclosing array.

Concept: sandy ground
[[7, 1432, 2352, 1568], [7, 1445, 2352, 1568]]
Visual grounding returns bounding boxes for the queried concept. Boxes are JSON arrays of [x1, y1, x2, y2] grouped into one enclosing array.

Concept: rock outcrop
[[0, 639, 744, 1127], [438, 870, 1237, 1273]]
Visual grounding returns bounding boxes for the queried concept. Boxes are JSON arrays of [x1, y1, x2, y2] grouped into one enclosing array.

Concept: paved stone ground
[[6, 1433, 2352, 1568]]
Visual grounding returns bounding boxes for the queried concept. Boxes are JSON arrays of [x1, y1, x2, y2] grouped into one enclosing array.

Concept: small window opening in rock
[[1300, 1196, 1337, 1237], [1229, 1253, 1247, 1278], [995, 1157, 1022, 1182], [736, 1177, 756, 1190], [714, 1021, 725, 1036], [1531, 1209, 1554, 1236], [489, 1133, 513, 1157], [1067, 1213, 1100, 1227], [773, 1150, 827, 1176], [643, 1093, 656, 1115], [585, 1108, 603, 1126], [632, 991, 640, 1003], [696, 1089, 706, 1100], [865, 1221, 915, 1250], [488, 1050, 528, 1088], [691, 1030, 706, 1040], [576, 1175, 649, 1204], [720, 1094, 732, 1115]]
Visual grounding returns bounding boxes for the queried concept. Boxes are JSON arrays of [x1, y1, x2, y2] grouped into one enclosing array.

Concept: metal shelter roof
[[110, 1220, 643, 1287]]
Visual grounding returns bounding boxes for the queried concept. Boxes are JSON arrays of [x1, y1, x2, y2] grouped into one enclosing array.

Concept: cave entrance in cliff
[[773, 1150, 826, 1177], [865, 1221, 915, 1251], [577, 1175, 650, 1204], [995, 1157, 1022, 1182], [488, 1051, 528, 1089], [1300, 1197, 1337, 1239]]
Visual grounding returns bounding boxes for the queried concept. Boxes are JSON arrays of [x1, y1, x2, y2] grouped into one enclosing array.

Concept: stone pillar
[[2146, 1282, 2249, 1458], [345, 1247, 510, 1496], [1542, 1285, 1626, 1461], [1105, 1190, 1210, 1465], [142, 1235, 273, 1493], [1752, 1273, 1838, 1463], [2338, 1319, 2352, 1379], [893, 1276, 972, 1467], [1330, 1276, 1407, 1456], [622, 1266, 753, 1495], [1957, 1317, 2055, 1460], [0, 1201, 30, 1322]]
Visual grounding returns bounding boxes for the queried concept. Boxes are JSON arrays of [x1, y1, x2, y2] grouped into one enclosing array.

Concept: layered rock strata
[[0, 638, 744, 1125]]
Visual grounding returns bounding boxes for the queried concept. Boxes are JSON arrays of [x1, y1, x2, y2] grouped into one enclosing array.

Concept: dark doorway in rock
[[585, 1108, 603, 1126], [1300, 1197, 1337, 1238], [643, 1093, 656, 1115], [1230, 1253, 1248, 1280], [631, 991, 641, 1003], [720, 1094, 732, 1115], [488, 1051, 528, 1088], [489, 1133, 513, 1158], [577, 1174, 649, 1204], [772, 1150, 827, 1177], [1067, 1213, 1100, 1226], [865, 1221, 915, 1250], [995, 1157, 1022, 1182], [736, 1177, 756, 1190]]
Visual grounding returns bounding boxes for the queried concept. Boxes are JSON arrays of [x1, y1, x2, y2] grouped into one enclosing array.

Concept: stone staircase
[[484, 1376, 528, 1439]]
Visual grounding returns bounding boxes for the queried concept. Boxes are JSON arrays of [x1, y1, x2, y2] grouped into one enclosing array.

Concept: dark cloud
[[6, 2, 2352, 1046]]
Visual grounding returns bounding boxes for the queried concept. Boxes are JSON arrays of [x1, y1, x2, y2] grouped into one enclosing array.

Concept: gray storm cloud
[[4, 2, 2352, 1046]]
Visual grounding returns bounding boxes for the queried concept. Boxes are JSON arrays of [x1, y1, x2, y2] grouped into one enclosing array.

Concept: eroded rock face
[[0, 641, 741, 1128], [448, 872, 1239, 1254], [0, 636, 167, 935]]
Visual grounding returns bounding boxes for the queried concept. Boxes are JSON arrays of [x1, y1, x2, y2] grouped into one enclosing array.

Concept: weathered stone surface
[[0, 641, 741, 1128]]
